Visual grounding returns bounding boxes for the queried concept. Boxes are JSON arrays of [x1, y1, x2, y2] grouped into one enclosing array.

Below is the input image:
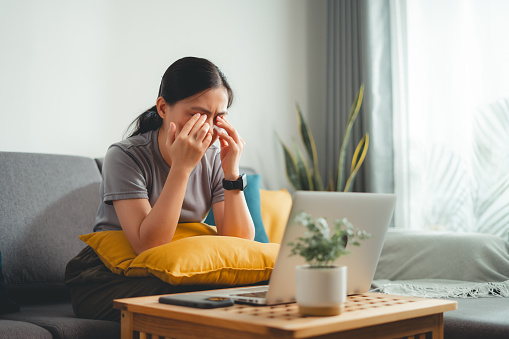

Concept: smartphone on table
[[159, 294, 234, 309]]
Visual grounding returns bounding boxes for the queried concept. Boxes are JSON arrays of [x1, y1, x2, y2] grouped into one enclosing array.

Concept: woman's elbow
[[238, 225, 255, 241], [219, 224, 255, 240], [131, 236, 173, 255]]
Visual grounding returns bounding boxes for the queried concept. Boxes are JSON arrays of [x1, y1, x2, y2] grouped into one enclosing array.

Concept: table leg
[[121, 310, 134, 339], [431, 313, 444, 339]]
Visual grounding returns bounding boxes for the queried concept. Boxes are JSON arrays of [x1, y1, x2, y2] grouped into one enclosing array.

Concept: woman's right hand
[[165, 114, 213, 173]]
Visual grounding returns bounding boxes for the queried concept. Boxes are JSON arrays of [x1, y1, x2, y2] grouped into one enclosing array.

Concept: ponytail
[[125, 106, 162, 138]]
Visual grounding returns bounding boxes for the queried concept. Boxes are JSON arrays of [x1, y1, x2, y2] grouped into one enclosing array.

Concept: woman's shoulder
[[103, 130, 157, 169], [110, 130, 154, 152]]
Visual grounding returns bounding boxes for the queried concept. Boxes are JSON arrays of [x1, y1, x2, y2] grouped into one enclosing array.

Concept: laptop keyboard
[[233, 291, 267, 298]]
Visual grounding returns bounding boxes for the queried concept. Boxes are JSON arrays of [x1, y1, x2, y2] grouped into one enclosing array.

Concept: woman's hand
[[216, 115, 245, 180], [213, 116, 254, 240], [166, 114, 213, 173]]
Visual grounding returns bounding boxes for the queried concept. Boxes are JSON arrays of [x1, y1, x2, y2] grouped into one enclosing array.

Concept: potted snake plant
[[288, 211, 370, 316], [279, 85, 368, 192]]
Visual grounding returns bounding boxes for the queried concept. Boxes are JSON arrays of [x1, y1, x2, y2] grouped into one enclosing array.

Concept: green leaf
[[287, 212, 370, 266], [296, 105, 314, 164], [337, 85, 364, 191], [294, 142, 313, 190], [344, 133, 369, 192], [278, 136, 301, 190], [326, 172, 335, 191], [296, 104, 324, 191]]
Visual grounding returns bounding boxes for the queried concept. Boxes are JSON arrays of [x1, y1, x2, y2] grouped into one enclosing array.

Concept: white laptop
[[194, 191, 396, 305]]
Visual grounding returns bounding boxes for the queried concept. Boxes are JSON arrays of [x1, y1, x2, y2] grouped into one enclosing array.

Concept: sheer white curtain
[[391, 0, 509, 240]]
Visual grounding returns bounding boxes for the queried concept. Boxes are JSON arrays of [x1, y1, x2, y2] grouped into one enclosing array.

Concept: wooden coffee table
[[114, 290, 457, 339]]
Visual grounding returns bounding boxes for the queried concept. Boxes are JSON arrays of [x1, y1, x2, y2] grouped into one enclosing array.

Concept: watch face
[[239, 173, 247, 190]]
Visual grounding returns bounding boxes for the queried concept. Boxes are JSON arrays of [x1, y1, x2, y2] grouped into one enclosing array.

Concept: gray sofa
[[374, 229, 509, 339], [0, 151, 259, 338], [0, 152, 119, 338], [1, 151, 508, 338]]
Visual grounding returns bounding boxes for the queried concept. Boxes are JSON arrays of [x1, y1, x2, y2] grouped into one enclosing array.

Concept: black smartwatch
[[222, 173, 247, 191]]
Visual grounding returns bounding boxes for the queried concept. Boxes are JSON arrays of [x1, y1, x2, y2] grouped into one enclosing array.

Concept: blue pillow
[[204, 174, 269, 243], [0, 249, 20, 314]]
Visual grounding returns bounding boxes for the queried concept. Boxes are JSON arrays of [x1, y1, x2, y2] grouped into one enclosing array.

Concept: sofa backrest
[[0, 152, 102, 301]]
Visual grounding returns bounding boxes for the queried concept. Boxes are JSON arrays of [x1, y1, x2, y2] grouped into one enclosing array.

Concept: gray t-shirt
[[93, 129, 225, 232]]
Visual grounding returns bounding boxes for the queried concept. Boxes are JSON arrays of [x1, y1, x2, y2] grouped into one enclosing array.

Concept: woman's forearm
[[220, 190, 255, 240], [136, 167, 190, 252]]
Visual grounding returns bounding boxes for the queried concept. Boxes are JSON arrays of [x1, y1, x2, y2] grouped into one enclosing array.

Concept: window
[[391, 0, 509, 239]]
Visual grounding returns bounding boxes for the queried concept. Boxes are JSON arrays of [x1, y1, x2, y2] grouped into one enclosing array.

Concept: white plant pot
[[295, 265, 347, 316]]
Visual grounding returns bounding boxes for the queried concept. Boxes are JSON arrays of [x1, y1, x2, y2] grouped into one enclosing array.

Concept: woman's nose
[[206, 116, 216, 127]]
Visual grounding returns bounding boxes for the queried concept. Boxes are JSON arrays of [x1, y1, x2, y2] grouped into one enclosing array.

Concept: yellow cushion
[[260, 189, 292, 244], [79, 223, 279, 286], [79, 230, 136, 275]]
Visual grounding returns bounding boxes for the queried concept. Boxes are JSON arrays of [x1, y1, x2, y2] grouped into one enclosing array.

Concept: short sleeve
[[101, 145, 149, 204]]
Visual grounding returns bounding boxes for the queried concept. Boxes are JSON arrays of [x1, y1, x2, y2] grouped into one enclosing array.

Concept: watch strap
[[222, 173, 247, 191]]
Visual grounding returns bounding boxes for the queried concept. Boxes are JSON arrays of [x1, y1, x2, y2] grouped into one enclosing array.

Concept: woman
[[65, 57, 255, 321]]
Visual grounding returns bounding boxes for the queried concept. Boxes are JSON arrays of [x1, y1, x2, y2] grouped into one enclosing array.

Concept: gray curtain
[[324, 0, 394, 193]]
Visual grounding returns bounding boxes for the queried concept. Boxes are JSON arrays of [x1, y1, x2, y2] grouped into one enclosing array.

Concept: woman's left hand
[[216, 116, 245, 180]]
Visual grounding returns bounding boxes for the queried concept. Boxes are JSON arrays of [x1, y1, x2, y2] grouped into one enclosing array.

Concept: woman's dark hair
[[126, 57, 234, 138]]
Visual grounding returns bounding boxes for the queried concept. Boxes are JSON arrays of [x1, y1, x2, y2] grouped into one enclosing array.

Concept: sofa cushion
[[0, 250, 19, 314], [444, 297, 509, 339], [0, 319, 52, 339], [80, 224, 279, 286], [80, 223, 218, 275], [0, 302, 119, 339], [204, 174, 269, 243], [260, 189, 292, 244], [0, 152, 102, 299], [374, 229, 509, 282]]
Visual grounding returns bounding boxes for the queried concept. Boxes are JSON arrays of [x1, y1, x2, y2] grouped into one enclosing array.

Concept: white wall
[[0, 0, 327, 190]]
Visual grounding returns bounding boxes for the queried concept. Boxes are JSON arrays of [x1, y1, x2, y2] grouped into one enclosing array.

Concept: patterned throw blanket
[[372, 279, 509, 298]]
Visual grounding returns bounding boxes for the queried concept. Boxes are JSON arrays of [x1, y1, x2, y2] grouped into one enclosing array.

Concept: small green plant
[[288, 211, 371, 267], [278, 85, 369, 192]]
